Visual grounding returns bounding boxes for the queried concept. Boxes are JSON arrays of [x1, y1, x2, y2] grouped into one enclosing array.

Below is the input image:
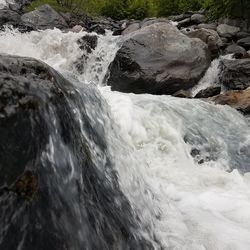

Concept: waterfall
[[1, 27, 250, 250]]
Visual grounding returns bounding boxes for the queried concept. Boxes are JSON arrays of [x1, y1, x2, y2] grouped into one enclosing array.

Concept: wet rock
[[0, 9, 21, 26], [71, 24, 85, 33], [217, 24, 240, 38], [219, 59, 250, 90], [225, 44, 246, 55], [0, 54, 151, 250], [211, 88, 250, 115], [194, 86, 221, 98], [108, 23, 210, 95], [21, 4, 68, 30]]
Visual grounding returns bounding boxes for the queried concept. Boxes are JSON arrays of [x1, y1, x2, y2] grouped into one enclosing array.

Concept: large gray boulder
[[219, 59, 250, 90], [108, 23, 211, 95], [0, 54, 150, 250], [21, 4, 68, 30]]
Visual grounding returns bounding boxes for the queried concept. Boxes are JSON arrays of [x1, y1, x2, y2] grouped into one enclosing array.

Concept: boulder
[[236, 32, 250, 39], [108, 23, 211, 95], [89, 24, 105, 34], [185, 28, 222, 58], [168, 14, 191, 22], [211, 88, 250, 115], [219, 59, 250, 90], [194, 86, 221, 98], [198, 23, 217, 30], [177, 17, 193, 28], [172, 89, 191, 98], [217, 24, 240, 38], [0, 54, 150, 250], [0, 9, 21, 26], [190, 14, 206, 24], [21, 4, 68, 30], [224, 44, 246, 55], [237, 37, 250, 49], [122, 22, 140, 35]]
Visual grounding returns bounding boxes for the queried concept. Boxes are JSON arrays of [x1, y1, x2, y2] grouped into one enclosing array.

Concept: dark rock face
[[219, 59, 250, 90], [237, 37, 250, 49], [194, 86, 221, 98], [0, 9, 21, 26], [108, 23, 210, 95], [0, 54, 153, 250], [21, 4, 68, 30]]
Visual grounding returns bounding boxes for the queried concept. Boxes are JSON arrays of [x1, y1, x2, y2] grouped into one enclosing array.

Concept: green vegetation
[[26, 0, 250, 20]]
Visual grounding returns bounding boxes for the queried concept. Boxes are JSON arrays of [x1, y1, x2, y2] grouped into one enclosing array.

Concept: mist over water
[[1, 27, 250, 250]]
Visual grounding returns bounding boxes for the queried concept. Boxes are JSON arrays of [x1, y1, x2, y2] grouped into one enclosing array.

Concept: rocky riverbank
[[1, 3, 250, 115]]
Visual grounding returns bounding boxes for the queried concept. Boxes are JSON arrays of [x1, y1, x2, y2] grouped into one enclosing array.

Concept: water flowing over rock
[[219, 58, 250, 90], [108, 22, 211, 95], [21, 4, 68, 30], [0, 54, 152, 250]]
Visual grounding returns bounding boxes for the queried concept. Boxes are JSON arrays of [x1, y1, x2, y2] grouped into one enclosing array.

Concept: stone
[[194, 86, 221, 98], [0, 9, 21, 26], [211, 88, 250, 115], [122, 22, 140, 35], [185, 28, 223, 58], [21, 4, 68, 30], [237, 37, 250, 49], [224, 44, 246, 55], [191, 14, 206, 24], [217, 24, 240, 38], [198, 23, 217, 30], [172, 89, 191, 98], [219, 59, 250, 90], [108, 23, 210, 95]]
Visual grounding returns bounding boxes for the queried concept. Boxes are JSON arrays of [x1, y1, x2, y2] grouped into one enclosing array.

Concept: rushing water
[[1, 27, 250, 250]]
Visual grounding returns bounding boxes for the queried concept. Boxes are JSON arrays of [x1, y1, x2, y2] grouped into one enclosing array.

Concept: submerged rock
[[21, 4, 68, 30], [0, 54, 152, 250], [219, 59, 250, 90], [108, 23, 210, 95]]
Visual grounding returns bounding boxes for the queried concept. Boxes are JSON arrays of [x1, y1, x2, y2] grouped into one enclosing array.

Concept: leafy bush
[[26, 0, 250, 20]]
